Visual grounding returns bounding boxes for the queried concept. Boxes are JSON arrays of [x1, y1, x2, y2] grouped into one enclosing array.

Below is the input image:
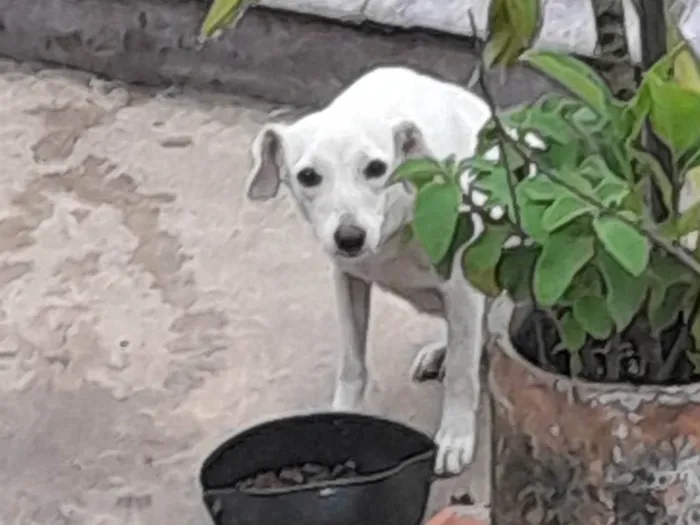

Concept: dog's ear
[[392, 120, 429, 159], [246, 123, 287, 201]]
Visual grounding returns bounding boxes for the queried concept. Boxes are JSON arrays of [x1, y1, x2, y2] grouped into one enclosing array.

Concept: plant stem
[[467, 11, 524, 231], [656, 326, 689, 381], [639, 0, 669, 66], [604, 334, 622, 381], [533, 314, 553, 372], [637, 0, 677, 218], [480, 89, 523, 228], [581, 342, 601, 380], [656, 290, 700, 380]]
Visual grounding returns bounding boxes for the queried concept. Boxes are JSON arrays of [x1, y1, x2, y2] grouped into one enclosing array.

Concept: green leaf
[[519, 176, 564, 202], [593, 215, 650, 277], [673, 43, 700, 93], [201, 0, 251, 38], [511, 93, 579, 143], [542, 195, 594, 232], [647, 41, 688, 82], [537, 143, 585, 174], [628, 148, 674, 213], [483, 26, 515, 70], [682, 283, 700, 323], [573, 296, 613, 340], [648, 251, 696, 287], [560, 265, 603, 305], [442, 155, 464, 183], [677, 200, 700, 237], [462, 224, 513, 296], [596, 249, 648, 331], [473, 166, 513, 211], [533, 231, 595, 306], [521, 200, 551, 243], [556, 166, 596, 195], [570, 105, 606, 135], [413, 180, 462, 264], [558, 311, 586, 351], [579, 155, 630, 202], [578, 155, 621, 186], [624, 179, 647, 216], [593, 178, 630, 208], [435, 213, 476, 281], [392, 157, 444, 188], [692, 311, 700, 350], [497, 246, 539, 302], [622, 83, 651, 140], [648, 81, 700, 158], [568, 349, 584, 376], [648, 282, 688, 334], [520, 51, 614, 118], [484, 0, 541, 67], [680, 147, 700, 176], [515, 185, 552, 243]]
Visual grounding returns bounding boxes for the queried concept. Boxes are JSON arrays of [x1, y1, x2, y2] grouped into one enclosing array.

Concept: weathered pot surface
[[488, 314, 700, 525]]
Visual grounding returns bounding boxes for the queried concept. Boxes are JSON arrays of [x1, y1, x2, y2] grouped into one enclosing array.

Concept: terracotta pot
[[488, 315, 700, 525]]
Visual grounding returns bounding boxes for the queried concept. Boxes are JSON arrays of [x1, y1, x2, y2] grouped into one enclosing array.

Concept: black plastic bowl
[[199, 412, 437, 525]]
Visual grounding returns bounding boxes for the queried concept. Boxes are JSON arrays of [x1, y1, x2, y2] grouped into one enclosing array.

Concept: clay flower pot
[[488, 313, 700, 525]]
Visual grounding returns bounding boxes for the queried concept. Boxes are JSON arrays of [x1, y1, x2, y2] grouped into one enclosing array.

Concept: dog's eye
[[297, 168, 322, 187], [364, 160, 387, 179]]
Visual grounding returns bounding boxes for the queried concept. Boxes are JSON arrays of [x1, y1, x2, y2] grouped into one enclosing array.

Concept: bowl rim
[[198, 411, 437, 496]]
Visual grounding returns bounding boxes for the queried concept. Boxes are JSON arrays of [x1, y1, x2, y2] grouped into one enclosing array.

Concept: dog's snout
[[334, 223, 366, 256]]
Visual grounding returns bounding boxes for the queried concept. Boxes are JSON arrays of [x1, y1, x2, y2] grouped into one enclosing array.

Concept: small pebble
[[449, 490, 475, 506], [279, 467, 304, 485], [255, 472, 283, 489], [301, 463, 327, 476], [235, 461, 361, 491], [330, 464, 347, 478]]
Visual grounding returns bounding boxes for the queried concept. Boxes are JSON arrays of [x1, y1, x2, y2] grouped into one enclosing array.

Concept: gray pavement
[[0, 59, 488, 525]]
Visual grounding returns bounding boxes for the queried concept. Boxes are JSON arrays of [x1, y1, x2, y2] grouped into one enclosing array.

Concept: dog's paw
[[433, 414, 476, 476], [410, 341, 447, 382], [331, 378, 365, 411]]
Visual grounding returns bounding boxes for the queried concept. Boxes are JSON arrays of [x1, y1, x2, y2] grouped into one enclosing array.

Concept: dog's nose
[[334, 223, 366, 256]]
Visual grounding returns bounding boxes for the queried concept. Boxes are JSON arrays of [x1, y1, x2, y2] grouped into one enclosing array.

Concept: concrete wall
[[256, 0, 699, 63], [258, 0, 597, 57], [0, 0, 697, 108], [0, 0, 559, 108]]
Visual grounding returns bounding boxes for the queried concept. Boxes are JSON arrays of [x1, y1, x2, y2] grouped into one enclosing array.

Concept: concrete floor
[[0, 59, 488, 525]]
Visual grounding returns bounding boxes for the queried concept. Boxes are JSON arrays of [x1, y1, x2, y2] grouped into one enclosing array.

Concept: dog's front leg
[[434, 278, 486, 476], [331, 268, 372, 411]]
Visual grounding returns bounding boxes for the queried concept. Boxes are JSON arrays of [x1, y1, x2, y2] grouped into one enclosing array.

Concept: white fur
[[246, 66, 492, 476]]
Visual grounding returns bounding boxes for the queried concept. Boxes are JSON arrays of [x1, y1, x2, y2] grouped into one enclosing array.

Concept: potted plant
[[389, 0, 700, 522]]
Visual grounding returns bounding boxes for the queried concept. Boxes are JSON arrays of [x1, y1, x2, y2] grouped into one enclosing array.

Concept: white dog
[[245, 66, 492, 476]]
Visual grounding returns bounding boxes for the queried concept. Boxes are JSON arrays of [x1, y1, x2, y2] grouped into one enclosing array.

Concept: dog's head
[[245, 115, 430, 259]]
